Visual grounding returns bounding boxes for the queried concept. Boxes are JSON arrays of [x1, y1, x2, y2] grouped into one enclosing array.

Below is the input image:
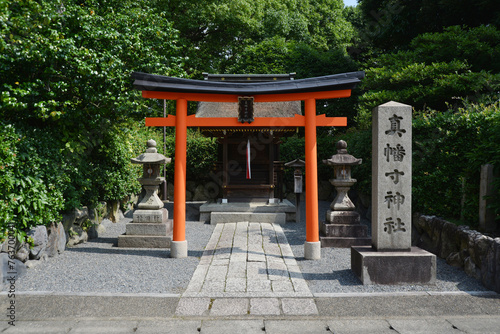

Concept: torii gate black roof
[[132, 71, 365, 95]]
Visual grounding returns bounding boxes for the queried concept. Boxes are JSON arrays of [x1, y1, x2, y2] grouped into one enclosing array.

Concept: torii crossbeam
[[132, 71, 364, 259]]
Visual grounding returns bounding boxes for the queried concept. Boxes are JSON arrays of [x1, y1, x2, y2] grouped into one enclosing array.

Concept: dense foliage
[[159, 0, 353, 76], [356, 25, 500, 128], [0, 0, 186, 241], [356, 0, 500, 50], [334, 98, 500, 226], [1, 0, 499, 242]]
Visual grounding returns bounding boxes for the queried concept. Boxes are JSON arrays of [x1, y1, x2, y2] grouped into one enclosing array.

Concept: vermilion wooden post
[[304, 98, 321, 259], [171, 98, 188, 258]]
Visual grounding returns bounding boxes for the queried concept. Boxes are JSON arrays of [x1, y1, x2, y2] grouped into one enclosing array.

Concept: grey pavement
[[9, 316, 498, 334], [1, 290, 499, 333]]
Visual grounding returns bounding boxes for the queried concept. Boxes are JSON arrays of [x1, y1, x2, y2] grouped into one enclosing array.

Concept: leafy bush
[[412, 100, 500, 224], [0, 123, 64, 243]]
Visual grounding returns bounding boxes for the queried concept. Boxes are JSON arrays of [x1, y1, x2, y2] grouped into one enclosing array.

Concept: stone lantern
[[320, 140, 370, 247], [118, 139, 173, 248]]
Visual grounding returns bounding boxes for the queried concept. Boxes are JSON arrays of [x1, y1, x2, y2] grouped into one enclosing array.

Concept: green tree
[[356, 0, 500, 50], [0, 0, 186, 241], [159, 0, 353, 75], [356, 25, 500, 127]]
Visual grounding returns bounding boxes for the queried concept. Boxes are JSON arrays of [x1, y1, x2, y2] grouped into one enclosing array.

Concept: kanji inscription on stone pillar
[[372, 102, 412, 251]]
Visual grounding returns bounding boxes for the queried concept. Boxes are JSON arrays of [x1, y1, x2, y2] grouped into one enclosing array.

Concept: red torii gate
[[132, 72, 364, 259]]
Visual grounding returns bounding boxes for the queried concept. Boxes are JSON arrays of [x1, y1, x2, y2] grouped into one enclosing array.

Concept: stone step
[[320, 236, 371, 248], [210, 212, 286, 225], [117, 235, 172, 248], [320, 223, 368, 237], [125, 222, 172, 236]]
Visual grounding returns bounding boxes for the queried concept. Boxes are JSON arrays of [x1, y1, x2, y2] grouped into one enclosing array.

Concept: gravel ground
[[282, 201, 490, 293], [16, 217, 214, 294], [17, 201, 490, 294]]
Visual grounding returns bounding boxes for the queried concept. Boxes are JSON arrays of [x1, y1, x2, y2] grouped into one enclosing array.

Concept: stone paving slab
[[281, 298, 319, 316], [200, 320, 265, 334], [175, 298, 211, 317], [176, 297, 319, 317], [182, 222, 313, 299], [3, 317, 500, 334], [2, 320, 79, 333], [250, 298, 281, 316], [177, 222, 322, 316], [62, 320, 139, 333], [135, 320, 201, 334], [388, 319, 462, 334], [447, 317, 500, 334], [210, 298, 250, 317], [326, 319, 394, 334], [264, 320, 330, 334]]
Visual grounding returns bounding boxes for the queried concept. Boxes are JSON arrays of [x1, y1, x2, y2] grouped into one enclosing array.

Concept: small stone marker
[[351, 101, 436, 285], [479, 164, 497, 233]]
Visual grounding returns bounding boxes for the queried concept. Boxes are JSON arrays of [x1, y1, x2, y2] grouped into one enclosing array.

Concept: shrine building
[[197, 73, 299, 204]]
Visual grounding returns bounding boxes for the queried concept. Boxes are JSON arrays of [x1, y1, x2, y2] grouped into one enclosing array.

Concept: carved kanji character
[[384, 191, 405, 209], [385, 169, 405, 184], [384, 143, 405, 162], [385, 114, 406, 137], [383, 217, 406, 234]]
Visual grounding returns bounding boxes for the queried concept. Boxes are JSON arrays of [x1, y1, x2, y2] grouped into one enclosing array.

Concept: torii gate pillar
[[171, 98, 188, 258], [304, 99, 321, 259]]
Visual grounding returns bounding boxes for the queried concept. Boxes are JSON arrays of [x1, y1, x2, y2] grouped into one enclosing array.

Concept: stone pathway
[[176, 222, 318, 317]]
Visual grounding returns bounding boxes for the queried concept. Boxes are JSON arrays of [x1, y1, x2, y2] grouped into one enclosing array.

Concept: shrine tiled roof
[[131, 71, 365, 95]]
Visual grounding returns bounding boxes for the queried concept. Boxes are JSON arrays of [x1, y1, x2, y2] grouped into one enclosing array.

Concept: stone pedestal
[[118, 208, 172, 248], [320, 211, 370, 248], [304, 241, 321, 260], [171, 240, 188, 258], [351, 246, 436, 285]]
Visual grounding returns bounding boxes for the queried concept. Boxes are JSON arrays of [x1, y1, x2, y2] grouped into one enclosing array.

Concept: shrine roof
[[196, 101, 301, 118], [197, 73, 300, 118], [132, 71, 365, 95]]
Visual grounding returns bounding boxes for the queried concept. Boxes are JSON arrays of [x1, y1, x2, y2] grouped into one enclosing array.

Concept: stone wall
[[412, 214, 500, 293]]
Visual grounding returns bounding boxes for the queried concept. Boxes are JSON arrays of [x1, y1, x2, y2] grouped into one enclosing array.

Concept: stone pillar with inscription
[[118, 140, 173, 248], [351, 101, 436, 284]]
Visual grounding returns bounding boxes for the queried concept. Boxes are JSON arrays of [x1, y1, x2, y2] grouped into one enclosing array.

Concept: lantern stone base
[[320, 235, 371, 248], [118, 208, 172, 248], [351, 246, 436, 285], [125, 222, 172, 236], [117, 234, 172, 248], [320, 211, 371, 248], [133, 209, 167, 224], [325, 210, 360, 224]]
